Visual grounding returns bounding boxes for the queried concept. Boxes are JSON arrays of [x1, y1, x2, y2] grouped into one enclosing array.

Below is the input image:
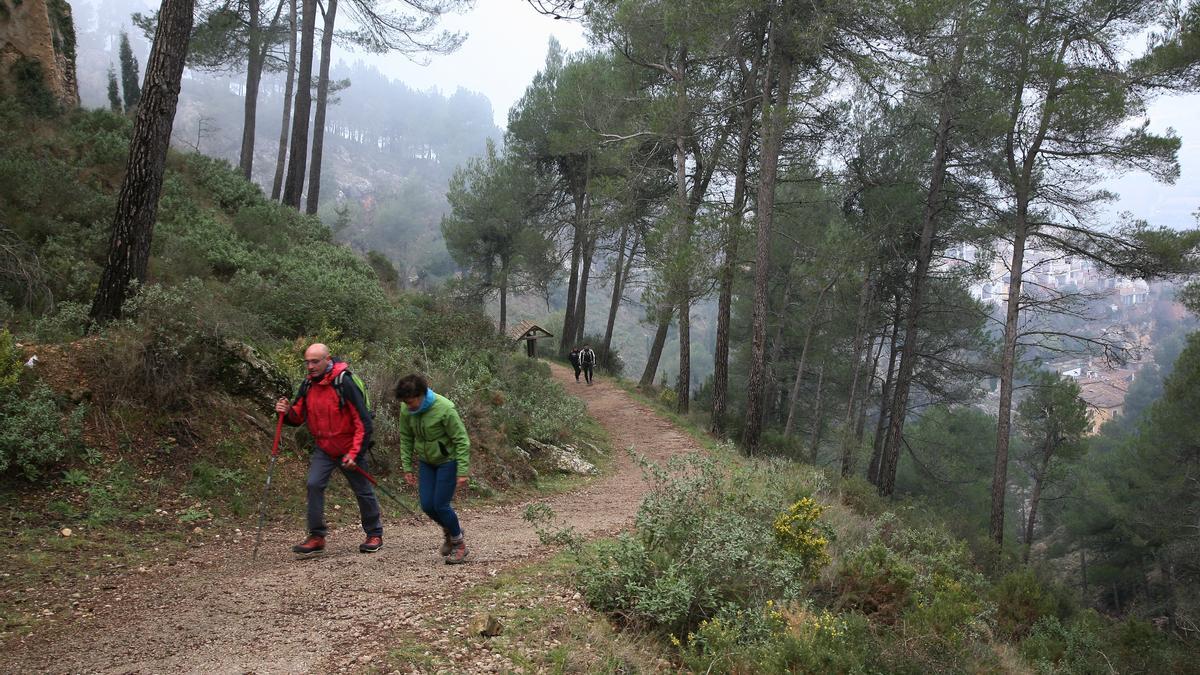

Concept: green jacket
[[398, 393, 470, 476]]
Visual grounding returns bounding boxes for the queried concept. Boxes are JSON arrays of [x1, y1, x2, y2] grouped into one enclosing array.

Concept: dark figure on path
[[580, 345, 597, 385], [276, 343, 383, 556], [568, 347, 582, 381], [396, 374, 472, 564]]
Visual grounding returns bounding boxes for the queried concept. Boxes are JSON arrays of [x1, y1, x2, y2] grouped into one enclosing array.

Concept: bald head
[[303, 343, 332, 379]]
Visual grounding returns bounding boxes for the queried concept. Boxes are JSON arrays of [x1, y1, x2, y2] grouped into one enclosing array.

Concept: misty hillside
[[71, 0, 501, 282]]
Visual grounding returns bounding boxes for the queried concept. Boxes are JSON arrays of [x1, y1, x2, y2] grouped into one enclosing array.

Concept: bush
[[0, 329, 87, 479], [992, 570, 1069, 640], [490, 355, 587, 444], [30, 301, 89, 343], [558, 455, 832, 636], [768, 608, 876, 674], [835, 543, 916, 622], [90, 281, 228, 410], [183, 153, 264, 212]]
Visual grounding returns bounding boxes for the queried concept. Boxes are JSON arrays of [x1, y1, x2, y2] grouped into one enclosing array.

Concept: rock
[[60, 528, 72, 537], [192, 527, 203, 535], [513, 446, 530, 460], [470, 613, 503, 637], [522, 438, 598, 475]]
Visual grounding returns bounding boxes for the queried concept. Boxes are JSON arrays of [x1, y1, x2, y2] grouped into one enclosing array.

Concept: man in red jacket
[[274, 343, 383, 555]]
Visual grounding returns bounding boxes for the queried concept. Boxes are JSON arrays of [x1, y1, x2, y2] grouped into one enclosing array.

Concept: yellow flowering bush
[[772, 497, 833, 577]]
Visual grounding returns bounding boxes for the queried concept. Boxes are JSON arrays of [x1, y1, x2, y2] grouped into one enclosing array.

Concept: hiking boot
[[439, 532, 454, 557], [292, 535, 325, 555], [445, 537, 468, 565], [359, 535, 383, 553]]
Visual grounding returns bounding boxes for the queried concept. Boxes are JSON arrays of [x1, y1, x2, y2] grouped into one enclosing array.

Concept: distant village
[[947, 242, 1180, 434]]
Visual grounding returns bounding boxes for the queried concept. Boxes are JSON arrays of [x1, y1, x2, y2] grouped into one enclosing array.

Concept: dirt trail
[[4, 363, 702, 674]]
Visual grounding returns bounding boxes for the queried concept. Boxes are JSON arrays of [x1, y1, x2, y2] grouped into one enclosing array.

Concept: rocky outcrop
[[0, 0, 79, 108], [521, 437, 598, 476]]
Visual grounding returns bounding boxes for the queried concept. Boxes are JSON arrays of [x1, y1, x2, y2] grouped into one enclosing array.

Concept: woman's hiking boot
[[359, 535, 383, 553], [439, 532, 454, 557], [445, 536, 468, 564], [292, 535, 325, 555]]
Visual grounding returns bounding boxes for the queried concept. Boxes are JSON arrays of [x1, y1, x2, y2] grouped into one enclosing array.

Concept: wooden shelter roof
[[507, 320, 554, 342]]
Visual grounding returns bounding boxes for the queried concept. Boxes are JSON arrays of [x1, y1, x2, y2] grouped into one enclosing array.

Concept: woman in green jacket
[[395, 374, 471, 563]]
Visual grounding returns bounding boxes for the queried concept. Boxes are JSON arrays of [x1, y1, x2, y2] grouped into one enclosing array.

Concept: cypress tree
[[106, 64, 122, 112], [118, 32, 142, 113]]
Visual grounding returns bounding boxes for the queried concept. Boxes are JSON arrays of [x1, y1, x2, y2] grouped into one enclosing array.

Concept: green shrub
[[992, 569, 1066, 639], [768, 608, 876, 674], [0, 329, 87, 479], [183, 153, 263, 212], [30, 301, 89, 342], [490, 355, 587, 444], [835, 543, 916, 622], [562, 455, 831, 637], [91, 281, 228, 410], [0, 382, 84, 479], [65, 108, 131, 167], [1021, 612, 1109, 673]]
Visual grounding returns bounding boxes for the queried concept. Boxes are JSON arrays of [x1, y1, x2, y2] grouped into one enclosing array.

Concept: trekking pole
[[349, 464, 420, 516], [252, 412, 285, 560]]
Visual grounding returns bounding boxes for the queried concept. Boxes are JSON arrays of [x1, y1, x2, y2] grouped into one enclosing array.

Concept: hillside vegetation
[[0, 100, 600, 633]]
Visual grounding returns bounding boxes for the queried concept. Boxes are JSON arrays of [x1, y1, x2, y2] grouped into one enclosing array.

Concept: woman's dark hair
[[394, 374, 429, 399]]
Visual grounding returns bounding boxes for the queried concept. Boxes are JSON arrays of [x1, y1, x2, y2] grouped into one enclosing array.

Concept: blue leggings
[[418, 460, 462, 538]]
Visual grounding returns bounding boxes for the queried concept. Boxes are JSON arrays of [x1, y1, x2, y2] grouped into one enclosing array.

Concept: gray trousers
[[306, 449, 383, 537]]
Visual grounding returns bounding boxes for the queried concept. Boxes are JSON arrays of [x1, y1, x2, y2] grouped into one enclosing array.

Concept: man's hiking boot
[[292, 535, 325, 555], [439, 532, 454, 557], [359, 535, 383, 553], [445, 537, 468, 564]]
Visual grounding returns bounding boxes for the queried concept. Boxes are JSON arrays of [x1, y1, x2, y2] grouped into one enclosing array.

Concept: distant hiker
[[396, 374, 472, 564], [275, 343, 383, 556], [580, 345, 597, 385], [568, 347, 582, 381]]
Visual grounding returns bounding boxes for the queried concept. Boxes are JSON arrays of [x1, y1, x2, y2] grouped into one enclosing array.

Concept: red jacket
[[283, 361, 370, 461]]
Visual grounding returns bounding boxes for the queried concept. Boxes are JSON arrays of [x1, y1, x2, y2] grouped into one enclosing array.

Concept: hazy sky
[[344, 1, 588, 128], [347, 1, 1197, 229]]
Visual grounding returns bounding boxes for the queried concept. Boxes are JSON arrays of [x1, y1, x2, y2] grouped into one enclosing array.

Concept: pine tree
[[91, 1, 195, 323]]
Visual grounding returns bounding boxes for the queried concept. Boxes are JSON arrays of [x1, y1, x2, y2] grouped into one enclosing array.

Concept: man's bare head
[[303, 343, 332, 379]]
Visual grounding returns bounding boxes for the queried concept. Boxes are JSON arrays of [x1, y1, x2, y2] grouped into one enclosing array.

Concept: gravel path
[[4, 363, 702, 673]]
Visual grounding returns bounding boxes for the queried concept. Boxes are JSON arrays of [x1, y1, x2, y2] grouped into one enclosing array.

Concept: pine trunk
[[304, 0, 337, 215], [857, 330, 885, 443], [840, 275, 875, 477], [868, 304, 901, 486], [89, 0, 194, 323], [1022, 448, 1051, 564], [741, 28, 793, 455], [270, 0, 297, 201], [603, 221, 630, 354], [238, 0, 263, 180], [639, 307, 672, 388], [878, 41, 963, 497], [993, 222, 1027, 543], [809, 364, 825, 463], [558, 192, 584, 357], [281, 0, 316, 209], [677, 294, 690, 414], [574, 227, 595, 345]]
